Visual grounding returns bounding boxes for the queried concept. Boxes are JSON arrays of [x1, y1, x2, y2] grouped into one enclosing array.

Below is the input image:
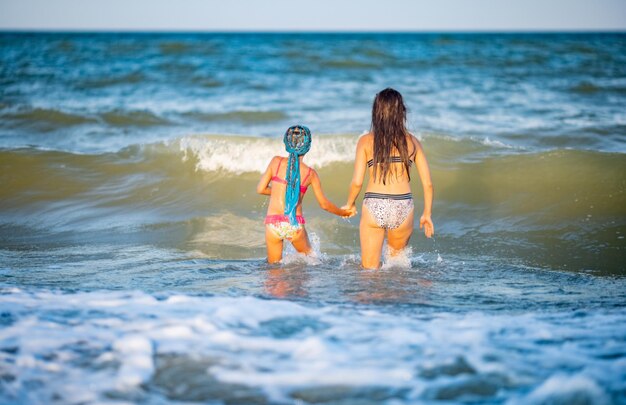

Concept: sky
[[0, 0, 625, 31]]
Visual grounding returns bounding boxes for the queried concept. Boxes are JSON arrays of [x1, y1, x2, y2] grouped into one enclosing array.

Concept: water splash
[[281, 232, 324, 266], [382, 246, 413, 269], [430, 237, 445, 265]]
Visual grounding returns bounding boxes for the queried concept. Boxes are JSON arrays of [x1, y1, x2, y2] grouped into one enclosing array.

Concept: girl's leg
[[265, 226, 284, 264], [290, 226, 312, 255], [360, 203, 386, 269], [387, 208, 414, 254]]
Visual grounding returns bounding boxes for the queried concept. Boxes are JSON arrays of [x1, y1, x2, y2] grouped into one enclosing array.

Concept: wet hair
[[370, 88, 411, 184]]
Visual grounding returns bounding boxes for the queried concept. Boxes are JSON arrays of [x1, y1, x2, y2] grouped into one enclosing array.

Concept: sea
[[0, 32, 625, 404]]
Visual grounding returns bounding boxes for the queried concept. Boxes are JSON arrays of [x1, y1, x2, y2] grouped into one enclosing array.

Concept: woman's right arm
[[414, 139, 434, 237], [344, 135, 368, 210]]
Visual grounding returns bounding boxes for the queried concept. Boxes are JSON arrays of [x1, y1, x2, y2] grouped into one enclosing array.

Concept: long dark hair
[[371, 88, 411, 184]]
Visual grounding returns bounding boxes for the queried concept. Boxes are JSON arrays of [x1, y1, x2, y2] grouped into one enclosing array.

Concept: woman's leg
[[265, 226, 284, 264], [386, 208, 414, 254], [360, 203, 386, 269], [290, 226, 312, 255]]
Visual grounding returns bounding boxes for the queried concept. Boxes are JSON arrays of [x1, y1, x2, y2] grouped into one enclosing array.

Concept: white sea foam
[[112, 335, 154, 390], [382, 245, 413, 269], [0, 288, 624, 404], [173, 131, 524, 176], [477, 136, 518, 149], [281, 231, 325, 266], [511, 374, 611, 405], [178, 134, 357, 174]]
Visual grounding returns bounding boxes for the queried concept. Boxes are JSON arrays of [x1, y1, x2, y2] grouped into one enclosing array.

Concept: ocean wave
[[3, 33, 625, 156], [0, 287, 623, 403], [321, 59, 383, 69], [171, 132, 524, 174], [1, 107, 96, 130], [177, 134, 356, 174], [158, 41, 192, 55], [1, 107, 173, 131], [568, 81, 626, 95], [1, 132, 623, 189], [0, 135, 624, 272], [182, 110, 288, 124], [100, 109, 171, 127], [157, 61, 198, 75], [154, 39, 222, 56], [2, 106, 290, 135], [76, 72, 147, 89], [188, 75, 223, 88]]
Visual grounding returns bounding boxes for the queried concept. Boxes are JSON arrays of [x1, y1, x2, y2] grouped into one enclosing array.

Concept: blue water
[[0, 33, 625, 404], [1, 33, 625, 152]]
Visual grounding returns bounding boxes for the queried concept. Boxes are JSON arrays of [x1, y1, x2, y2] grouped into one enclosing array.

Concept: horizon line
[[1, 28, 625, 34]]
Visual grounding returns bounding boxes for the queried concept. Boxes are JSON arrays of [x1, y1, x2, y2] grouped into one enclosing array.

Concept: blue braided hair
[[283, 125, 312, 226]]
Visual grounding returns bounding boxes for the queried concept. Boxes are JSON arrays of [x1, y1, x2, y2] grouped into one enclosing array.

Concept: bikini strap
[[367, 156, 412, 167], [274, 157, 283, 176], [302, 167, 313, 184]]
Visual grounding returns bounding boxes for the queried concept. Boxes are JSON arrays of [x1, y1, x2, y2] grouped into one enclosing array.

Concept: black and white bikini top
[[367, 156, 413, 167]]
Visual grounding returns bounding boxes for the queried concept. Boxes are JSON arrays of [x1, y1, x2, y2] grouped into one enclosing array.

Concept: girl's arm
[[310, 171, 353, 217], [413, 138, 434, 237], [344, 135, 368, 209], [256, 157, 277, 196]]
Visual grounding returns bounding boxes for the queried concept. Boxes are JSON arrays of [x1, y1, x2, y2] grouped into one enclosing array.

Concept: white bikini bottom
[[363, 192, 414, 229]]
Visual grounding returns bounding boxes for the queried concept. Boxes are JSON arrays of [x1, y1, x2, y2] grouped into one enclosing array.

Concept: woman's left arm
[[414, 140, 434, 237]]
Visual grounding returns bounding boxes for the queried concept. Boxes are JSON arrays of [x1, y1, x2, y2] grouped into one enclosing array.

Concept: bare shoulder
[[357, 132, 374, 153], [308, 167, 321, 184], [407, 133, 423, 153], [358, 132, 374, 144], [309, 166, 320, 178], [265, 155, 280, 172]]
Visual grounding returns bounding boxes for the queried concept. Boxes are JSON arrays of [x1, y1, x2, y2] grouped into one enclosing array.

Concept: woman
[[343, 88, 434, 269]]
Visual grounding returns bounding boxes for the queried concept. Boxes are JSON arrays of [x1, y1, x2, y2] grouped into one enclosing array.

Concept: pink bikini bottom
[[264, 215, 306, 240]]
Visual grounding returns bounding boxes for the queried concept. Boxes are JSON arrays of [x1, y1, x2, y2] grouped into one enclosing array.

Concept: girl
[[343, 88, 434, 269], [257, 125, 354, 264]]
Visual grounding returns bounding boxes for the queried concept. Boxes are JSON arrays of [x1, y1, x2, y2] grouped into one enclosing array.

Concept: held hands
[[341, 204, 357, 218], [420, 214, 434, 238]]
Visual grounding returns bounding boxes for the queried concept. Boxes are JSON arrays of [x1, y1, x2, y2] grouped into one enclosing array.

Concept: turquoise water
[[0, 33, 625, 404]]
